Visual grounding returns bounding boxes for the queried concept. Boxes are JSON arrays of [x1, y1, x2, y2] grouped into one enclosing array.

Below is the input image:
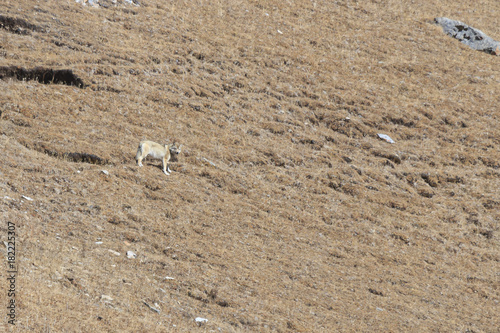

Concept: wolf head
[[169, 143, 182, 155], [168, 143, 182, 162]]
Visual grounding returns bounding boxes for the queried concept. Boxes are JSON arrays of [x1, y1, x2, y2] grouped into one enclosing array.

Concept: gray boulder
[[435, 17, 500, 55]]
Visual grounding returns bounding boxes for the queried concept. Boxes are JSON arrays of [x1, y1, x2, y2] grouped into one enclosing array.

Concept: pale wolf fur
[[136, 140, 182, 175]]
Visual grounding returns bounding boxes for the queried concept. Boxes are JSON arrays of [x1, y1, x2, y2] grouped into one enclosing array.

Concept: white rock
[[108, 249, 121, 256], [101, 170, 109, 175], [127, 251, 137, 259], [165, 276, 175, 280], [21, 195, 34, 201], [377, 133, 395, 144], [195, 317, 208, 323], [76, 0, 100, 7], [124, 0, 140, 5], [101, 295, 113, 302]]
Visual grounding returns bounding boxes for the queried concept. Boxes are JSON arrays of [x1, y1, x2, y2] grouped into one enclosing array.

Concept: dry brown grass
[[0, 0, 499, 331]]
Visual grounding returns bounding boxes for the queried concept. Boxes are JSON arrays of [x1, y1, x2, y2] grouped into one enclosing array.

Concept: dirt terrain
[[0, 0, 499, 331]]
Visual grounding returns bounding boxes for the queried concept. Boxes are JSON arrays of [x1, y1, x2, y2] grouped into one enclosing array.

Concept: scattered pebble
[[124, 0, 140, 6], [108, 249, 121, 256], [342, 156, 353, 163], [165, 276, 175, 280], [95, 241, 103, 245], [101, 295, 113, 302], [77, 0, 99, 7], [22, 195, 34, 201], [127, 251, 137, 259], [143, 301, 160, 313], [377, 133, 395, 144], [195, 317, 208, 324]]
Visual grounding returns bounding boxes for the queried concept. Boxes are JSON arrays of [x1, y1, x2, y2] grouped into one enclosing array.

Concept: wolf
[[136, 140, 182, 175]]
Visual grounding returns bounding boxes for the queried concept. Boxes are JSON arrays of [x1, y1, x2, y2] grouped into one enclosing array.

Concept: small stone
[[143, 301, 160, 313], [127, 251, 137, 259], [101, 295, 113, 302], [342, 156, 353, 163], [108, 249, 121, 256], [101, 170, 109, 175], [377, 133, 395, 144]]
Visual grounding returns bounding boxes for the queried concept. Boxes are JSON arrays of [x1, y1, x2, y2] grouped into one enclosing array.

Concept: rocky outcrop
[[435, 17, 500, 55]]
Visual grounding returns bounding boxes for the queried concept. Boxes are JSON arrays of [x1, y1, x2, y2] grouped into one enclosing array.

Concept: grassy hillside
[[0, 0, 498, 331]]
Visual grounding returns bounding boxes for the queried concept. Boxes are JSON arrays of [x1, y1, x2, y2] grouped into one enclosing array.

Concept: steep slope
[[0, 0, 498, 331]]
